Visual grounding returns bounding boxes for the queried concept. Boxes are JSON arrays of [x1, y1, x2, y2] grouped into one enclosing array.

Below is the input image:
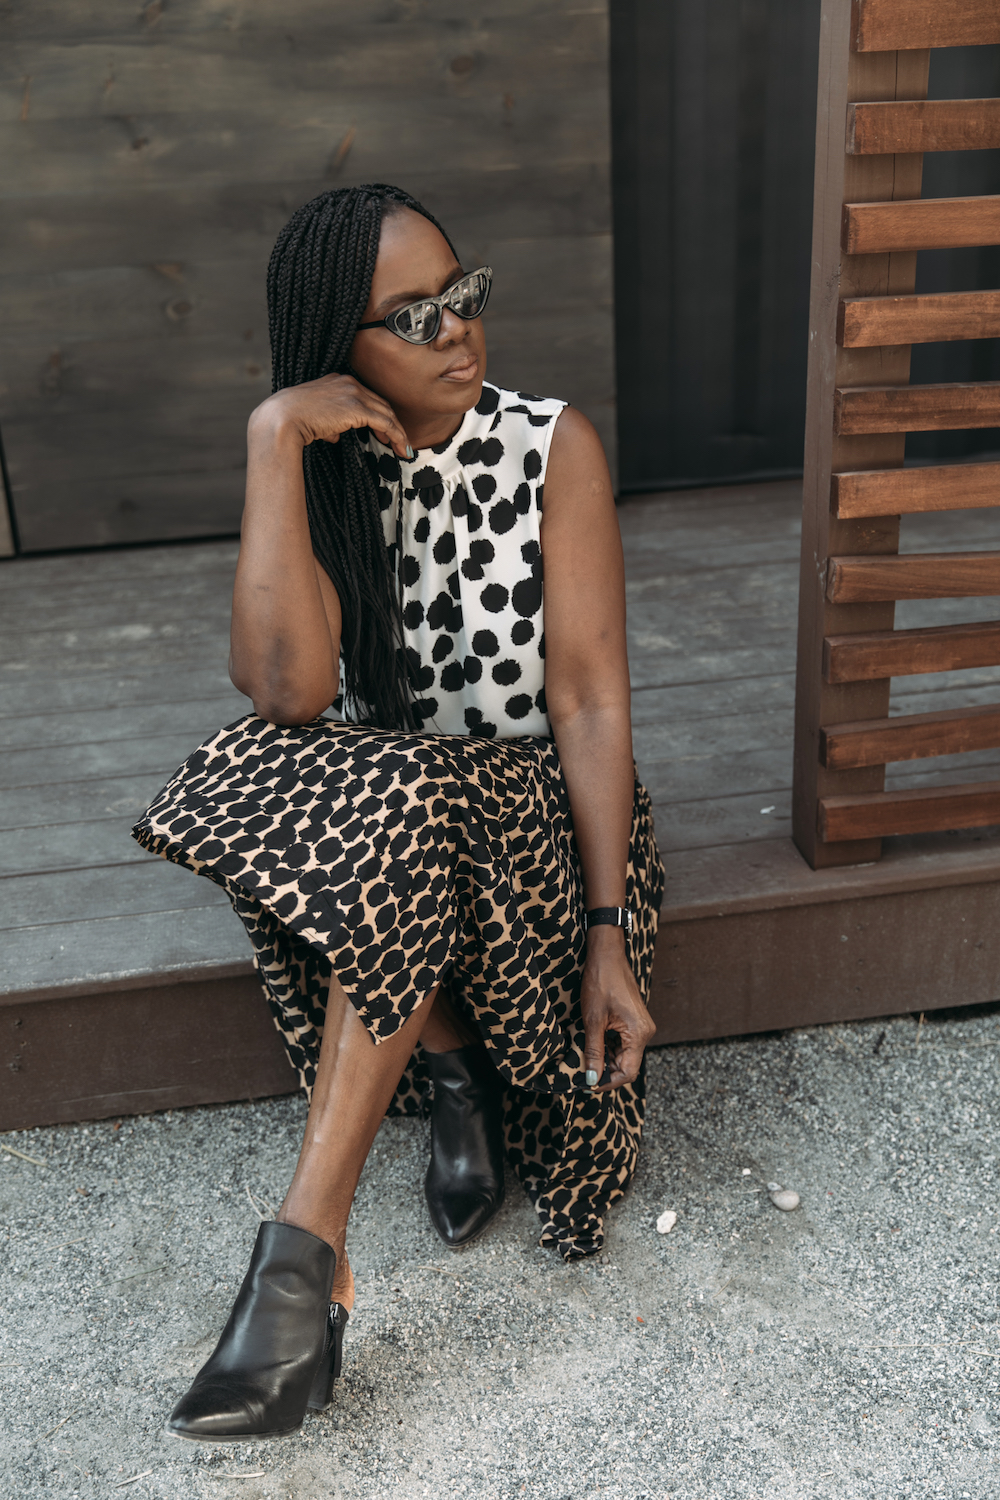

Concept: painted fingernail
[[585, 1069, 599, 1088], [405, 444, 414, 459]]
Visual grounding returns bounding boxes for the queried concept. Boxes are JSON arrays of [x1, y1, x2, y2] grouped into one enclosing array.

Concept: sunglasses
[[356, 266, 493, 346]]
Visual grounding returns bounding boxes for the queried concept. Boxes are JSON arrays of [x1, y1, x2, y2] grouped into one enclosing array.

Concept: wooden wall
[[0, 1, 614, 554]]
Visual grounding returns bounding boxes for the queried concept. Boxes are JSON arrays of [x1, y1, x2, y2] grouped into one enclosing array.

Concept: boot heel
[[307, 1303, 348, 1410]]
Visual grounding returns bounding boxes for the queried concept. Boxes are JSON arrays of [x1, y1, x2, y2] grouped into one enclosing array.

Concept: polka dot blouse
[[358, 382, 566, 738]]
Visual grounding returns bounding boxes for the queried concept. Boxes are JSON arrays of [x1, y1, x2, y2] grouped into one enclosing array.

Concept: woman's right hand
[[249, 373, 412, 460]]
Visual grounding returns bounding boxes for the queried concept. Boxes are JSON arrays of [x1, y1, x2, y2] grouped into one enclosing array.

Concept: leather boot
[[424, 1044, 505, 1248], [166, 1220, 348, 1443]]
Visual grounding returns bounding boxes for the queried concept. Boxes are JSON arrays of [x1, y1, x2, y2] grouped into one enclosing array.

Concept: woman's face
[[349, 207, 487, 443]]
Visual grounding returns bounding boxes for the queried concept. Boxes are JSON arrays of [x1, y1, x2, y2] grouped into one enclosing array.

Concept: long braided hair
[[266, 183, 458, 730]]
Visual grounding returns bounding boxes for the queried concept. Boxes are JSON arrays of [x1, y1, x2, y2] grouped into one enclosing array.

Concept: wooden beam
[[833, 462, 1000, 517], [819, 780, 1000, 841], [838, 291, 1000, 348], [824, 620, 1000, 682], [843, 196, 1000, 255], [827, 552, 1000, 603], [821, 703, 1000, 769], [835, 382, 1000, 435], [851, 0, 1000, 52], [847, 100, 1000, 156]]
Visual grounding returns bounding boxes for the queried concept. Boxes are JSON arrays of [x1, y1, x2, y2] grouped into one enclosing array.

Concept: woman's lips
[[440, 354, 479, 383]]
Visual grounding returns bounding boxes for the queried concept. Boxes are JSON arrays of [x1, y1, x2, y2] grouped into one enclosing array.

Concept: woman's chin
[[431, 374, 485, 414]]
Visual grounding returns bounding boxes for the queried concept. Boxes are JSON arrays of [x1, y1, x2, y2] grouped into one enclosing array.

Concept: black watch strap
[[584, 906, 633, 935]]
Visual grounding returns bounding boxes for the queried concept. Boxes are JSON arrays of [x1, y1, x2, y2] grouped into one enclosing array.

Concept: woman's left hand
[[580, 933, 656, 1091]]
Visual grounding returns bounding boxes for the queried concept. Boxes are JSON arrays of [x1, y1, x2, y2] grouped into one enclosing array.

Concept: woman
[[133, 183, 664, 1443]]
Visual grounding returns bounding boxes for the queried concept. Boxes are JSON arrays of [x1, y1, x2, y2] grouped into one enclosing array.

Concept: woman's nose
[[435, 308, 469, 346]]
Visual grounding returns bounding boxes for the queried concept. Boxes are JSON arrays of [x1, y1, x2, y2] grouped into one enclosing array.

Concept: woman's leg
[[277, 973, 439, 1310], [419, 985, 478, 1053]]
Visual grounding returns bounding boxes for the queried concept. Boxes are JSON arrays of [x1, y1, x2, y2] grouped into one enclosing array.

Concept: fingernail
[[585, 1069, 598, 1088], [405, 444, 414, 460]]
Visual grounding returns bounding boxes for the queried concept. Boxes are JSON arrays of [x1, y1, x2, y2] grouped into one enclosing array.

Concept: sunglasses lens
[[448, 271, 489, 318], [391, 301, 441, 344], [388, 269, 491, 344]]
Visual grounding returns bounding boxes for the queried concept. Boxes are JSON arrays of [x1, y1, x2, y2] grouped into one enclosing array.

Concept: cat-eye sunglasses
[[356, 266, 493, 346]]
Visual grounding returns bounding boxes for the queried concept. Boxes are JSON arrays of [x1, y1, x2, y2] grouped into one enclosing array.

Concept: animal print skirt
[[132, 715, 664, 1260]]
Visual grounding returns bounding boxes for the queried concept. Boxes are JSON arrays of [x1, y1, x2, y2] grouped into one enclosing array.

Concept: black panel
[[611, 0, 821, 491], [909, 46, 1000, 465]]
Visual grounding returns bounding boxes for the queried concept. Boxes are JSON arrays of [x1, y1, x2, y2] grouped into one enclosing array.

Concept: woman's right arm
[[229, 376, 411, 725]]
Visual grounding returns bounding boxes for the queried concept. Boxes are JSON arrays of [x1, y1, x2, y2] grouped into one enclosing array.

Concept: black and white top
[[358, 382, 566, 738]]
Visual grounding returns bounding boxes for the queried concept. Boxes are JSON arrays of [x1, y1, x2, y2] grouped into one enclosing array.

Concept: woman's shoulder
[[457, 385, 568, 481], [471, 382, 567, 432]]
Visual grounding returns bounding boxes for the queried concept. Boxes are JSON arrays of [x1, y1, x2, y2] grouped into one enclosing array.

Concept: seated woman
[[134, 183, 664, 1444]]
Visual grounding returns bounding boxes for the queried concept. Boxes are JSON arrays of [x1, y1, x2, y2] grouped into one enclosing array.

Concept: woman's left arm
[[540, 406, 656, 1092]]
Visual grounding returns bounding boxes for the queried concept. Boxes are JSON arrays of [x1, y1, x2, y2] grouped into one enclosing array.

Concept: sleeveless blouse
[[357, 382, 565, 738]]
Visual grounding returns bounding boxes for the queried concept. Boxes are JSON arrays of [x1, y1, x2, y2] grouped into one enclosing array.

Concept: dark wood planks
[[820, 780, 1000, 840], [5, 862, 231, 929], [851, 0, 1000, 52], [0, 482, 807, 996], [827, 552, 1000, 602], [843, 196, 1000, 255], [8, 486, 1000, 1123], [846, 100, 1000, 156], [0, 538, 250, 1008], [825, 620, 1000, 682], [0, 2, 615, 550], [0, 978, 298, 1133], [838, 291, 1000, 348], [833, 462, 1000, 516], [835, 382, 1000, 434], [821, 703, 1000, 769], [3, 905, 251, 1002]]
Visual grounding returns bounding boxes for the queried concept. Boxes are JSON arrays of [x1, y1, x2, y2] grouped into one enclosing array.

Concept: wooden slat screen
[[820, 704, 1000, 769], [847, 100, 1000, 156], [843, 196, 1000, 255], [851, 0, 1000, 53], [834, 382, 1000, 434], [826, 553, 1000, 603], [832, 463, 1000, 517], [795, 0, 1000, 859], [819, 782, 1000, 841], [838, 291, 1000, 348], [824, 621, 1000, 682]]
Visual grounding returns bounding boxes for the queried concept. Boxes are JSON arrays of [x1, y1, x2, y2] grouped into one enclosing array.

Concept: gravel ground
[[3, 1004, 1000, 1500]]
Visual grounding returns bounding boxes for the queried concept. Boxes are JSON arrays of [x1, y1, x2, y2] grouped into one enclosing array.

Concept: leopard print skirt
[[132, 715, 664, 1260]]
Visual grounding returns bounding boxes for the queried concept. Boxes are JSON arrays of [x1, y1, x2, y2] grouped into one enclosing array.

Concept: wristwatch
[[584, 906, 633, 935]]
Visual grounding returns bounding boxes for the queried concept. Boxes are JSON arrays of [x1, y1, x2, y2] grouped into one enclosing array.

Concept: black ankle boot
[[166, 1221, 348, 1443], [424, 1044, 506, 1248]]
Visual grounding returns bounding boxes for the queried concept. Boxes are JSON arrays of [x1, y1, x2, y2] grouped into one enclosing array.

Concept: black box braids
[[266, 183, 458, 731]]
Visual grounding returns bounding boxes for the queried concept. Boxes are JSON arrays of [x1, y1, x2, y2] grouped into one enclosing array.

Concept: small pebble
[[656, 1209, 678, 1235], [767, 1183, 800, 1212]]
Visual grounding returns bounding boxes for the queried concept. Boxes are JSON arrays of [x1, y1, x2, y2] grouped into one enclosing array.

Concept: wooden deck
[[5, 479, 1000, 1128]]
